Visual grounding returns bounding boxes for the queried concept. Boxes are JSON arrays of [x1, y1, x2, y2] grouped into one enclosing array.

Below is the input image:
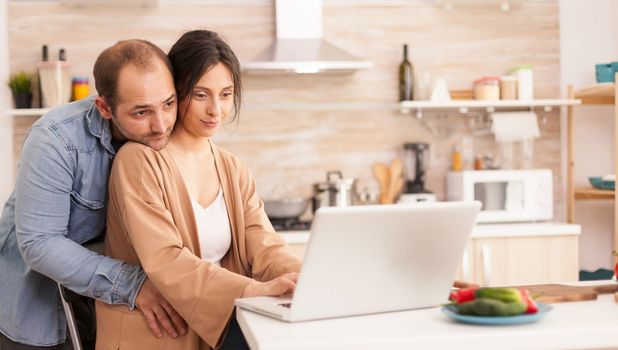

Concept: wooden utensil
[[372, 162, 390, 204], [511, 283, 618, 304], [386, 159, 403, 204]]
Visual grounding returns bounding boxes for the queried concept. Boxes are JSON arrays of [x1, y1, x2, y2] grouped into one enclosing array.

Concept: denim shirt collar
[[85, 101, 116, 156]]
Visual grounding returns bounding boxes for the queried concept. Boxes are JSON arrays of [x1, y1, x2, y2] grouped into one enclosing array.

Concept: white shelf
[[400, 98, 581, 114], [5, 99, 582, 117], [5, 108, 51, 117]]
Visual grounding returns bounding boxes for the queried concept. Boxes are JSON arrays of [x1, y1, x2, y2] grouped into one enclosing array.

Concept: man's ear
[[94, 96, 113, 120]]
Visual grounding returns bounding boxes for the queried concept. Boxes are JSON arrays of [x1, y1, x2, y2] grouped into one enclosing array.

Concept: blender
[[399, 142, 437, 203]]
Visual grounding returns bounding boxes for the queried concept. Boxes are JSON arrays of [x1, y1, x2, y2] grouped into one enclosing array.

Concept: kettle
[[312, 171, 359, 212]]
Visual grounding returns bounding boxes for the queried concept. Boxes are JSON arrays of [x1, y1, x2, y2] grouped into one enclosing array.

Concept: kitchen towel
[[490, 111, 540, 143]]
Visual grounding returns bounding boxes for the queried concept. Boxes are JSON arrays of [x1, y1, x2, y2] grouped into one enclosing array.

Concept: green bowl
[[589, 177, 604, 189], [603, 180, 615, 190], [589, 176, 614, 190]]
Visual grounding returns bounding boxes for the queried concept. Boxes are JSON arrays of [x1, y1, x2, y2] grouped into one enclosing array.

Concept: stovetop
[[269, 218, 312, 232]]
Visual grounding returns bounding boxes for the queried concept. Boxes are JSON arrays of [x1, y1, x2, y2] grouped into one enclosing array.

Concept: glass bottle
[[399, 44, 414, 101], [451, 145, 462, 171]]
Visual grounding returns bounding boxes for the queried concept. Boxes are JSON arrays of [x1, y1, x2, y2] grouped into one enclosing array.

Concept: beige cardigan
[[96, 141, 302, 350]]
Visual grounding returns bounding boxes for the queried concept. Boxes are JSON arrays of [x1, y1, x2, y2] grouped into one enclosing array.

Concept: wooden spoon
[[386, 159, 403, 203], [372, 162, 390, 204]]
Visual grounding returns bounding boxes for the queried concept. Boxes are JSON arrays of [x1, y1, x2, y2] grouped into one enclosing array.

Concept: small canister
[[509, 65, 534, 101], [499, 76, 517, 100], [71, 76, 89, 101], [473, 76, 500, 100]]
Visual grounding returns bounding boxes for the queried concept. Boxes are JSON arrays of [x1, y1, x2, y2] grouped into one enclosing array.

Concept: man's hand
[[241, 272, 299, 298], [135, 279, 188, 339]]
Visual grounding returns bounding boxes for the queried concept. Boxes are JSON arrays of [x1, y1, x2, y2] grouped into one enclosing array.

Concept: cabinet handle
[[481, 244, 491, 287], [462, 247, 470, 282]]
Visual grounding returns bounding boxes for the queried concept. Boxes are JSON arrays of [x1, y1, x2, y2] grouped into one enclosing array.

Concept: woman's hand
[[241, 272, 299, 298]]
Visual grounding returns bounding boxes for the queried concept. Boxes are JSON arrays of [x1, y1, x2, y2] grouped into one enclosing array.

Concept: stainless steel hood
[[242, 0, 373, 74]]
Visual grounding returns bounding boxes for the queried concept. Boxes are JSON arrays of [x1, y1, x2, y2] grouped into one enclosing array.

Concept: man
[[0, 39, 187, 349]]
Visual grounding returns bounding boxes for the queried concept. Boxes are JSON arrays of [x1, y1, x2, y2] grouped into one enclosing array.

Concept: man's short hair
[[93, 39, 173, 112]]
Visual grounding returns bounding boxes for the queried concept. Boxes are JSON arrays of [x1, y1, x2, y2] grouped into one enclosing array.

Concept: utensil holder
[[38, 61, 71, 108]]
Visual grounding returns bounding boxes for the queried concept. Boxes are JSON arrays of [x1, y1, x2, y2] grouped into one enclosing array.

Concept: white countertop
[[236, 280, 618, 350], [471, 221, 581, 238], [280, 221, 581, 245]]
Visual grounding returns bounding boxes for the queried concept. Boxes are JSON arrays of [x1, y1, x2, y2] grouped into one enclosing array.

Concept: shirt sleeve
[[237, 159, 303, 281], [14, 125, 146, 308]]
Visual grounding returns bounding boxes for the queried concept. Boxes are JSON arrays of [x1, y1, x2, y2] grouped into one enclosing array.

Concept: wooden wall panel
[[7, 0, 563, 217]]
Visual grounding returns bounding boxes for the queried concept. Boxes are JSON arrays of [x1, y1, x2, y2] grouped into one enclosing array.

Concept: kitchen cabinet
[[566, 80, 618, 253], [456, 234, 579, 286], [283, 223, 580, 286]]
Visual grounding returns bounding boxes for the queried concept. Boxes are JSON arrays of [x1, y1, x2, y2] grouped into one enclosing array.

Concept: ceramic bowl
[[589, 176, 604, 189], [589, 176, 615, 190]]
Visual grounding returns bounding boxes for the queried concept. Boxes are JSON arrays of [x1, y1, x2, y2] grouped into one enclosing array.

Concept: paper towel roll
[[38, 61, 71, 108], [490, 111, 540, 143]]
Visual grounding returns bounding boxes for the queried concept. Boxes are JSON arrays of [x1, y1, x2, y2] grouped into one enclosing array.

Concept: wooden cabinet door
[[472, 235, 579, 286], [454, 241, 475, 283], [472, 237, 509, 286]]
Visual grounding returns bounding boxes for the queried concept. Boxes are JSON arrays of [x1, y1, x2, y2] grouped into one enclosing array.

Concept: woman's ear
[[94, 96, 113, 120]]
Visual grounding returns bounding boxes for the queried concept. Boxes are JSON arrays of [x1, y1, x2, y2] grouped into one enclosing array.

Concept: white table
[[236, 281, 618, 350]]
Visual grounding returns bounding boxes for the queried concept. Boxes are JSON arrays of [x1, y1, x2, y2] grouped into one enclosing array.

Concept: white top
[[191, 187, 231, 265], [236, 280, 618, 350]]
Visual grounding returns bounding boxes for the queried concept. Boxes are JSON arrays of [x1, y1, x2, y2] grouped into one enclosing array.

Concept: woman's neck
[[168, 125, 211, 156]]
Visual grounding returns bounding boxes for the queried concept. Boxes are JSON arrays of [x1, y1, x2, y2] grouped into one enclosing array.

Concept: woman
[[96, 30, 302, 349]]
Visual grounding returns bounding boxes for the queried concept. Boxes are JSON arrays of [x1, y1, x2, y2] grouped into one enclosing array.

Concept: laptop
[[235, 201, 481, 322]]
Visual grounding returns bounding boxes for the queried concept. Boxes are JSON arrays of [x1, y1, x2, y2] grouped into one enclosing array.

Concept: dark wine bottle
[[399, 44, 414, 101], [38, 45, 48, 108]]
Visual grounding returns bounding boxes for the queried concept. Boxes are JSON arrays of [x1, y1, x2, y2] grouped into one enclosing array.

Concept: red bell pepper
[[449, 287, 478, 304], [519, 288, 538, 314]]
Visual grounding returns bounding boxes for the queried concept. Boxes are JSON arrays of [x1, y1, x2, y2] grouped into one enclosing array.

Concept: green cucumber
[[475, 287, 523, 304], [456, 298, 527, 317]]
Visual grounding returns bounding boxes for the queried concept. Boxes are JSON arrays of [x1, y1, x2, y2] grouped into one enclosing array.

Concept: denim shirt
[[0, 97, 147, 346]]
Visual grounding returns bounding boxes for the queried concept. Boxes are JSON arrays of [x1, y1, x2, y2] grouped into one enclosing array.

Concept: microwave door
[[474, 180, 526, 223], [474, 182, 508, 211], [505, 181, 524, 211]]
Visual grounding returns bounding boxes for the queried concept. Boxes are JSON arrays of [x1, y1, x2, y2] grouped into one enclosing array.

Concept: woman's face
[[178, 62, 234, 138]]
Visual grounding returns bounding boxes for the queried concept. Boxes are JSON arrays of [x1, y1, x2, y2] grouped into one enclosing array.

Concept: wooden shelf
[[575, 83, 615, 105], [574, 187, 615, 200], [399, 98, 581, 114], [567, 76, 618, 256]]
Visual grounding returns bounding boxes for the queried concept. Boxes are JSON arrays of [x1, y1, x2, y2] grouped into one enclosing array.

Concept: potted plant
[[8, 71, 32, 109]]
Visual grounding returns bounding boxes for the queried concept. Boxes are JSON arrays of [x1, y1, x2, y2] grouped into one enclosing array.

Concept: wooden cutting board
[[511, 283, 618, 304]]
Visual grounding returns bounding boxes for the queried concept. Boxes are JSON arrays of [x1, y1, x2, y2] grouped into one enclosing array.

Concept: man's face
[[97, 61, 177, 151]]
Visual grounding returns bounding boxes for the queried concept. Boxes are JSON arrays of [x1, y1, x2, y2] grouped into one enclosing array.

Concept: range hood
[[242, 0, 373, 74]]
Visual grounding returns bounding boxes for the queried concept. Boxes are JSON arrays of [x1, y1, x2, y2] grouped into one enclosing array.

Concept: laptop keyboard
[[279, 302, 292, 308]]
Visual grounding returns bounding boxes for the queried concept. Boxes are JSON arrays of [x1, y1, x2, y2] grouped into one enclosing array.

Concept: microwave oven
[[447, 169, 553, 223]]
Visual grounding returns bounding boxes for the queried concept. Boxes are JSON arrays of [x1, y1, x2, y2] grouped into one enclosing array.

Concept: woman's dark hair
[[168, 30, 242, 122]]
